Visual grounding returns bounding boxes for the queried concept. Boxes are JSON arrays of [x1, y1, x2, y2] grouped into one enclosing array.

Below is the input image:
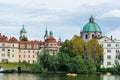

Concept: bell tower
[[19, 25, 27, 40]]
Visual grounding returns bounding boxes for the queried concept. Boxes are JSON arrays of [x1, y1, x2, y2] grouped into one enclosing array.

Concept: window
[[2, 48, 5, 51], [46, 44, 49, 46], [107, 55, 111, 59], [2, 43, 5, 46], [98, 35, 100, 38], [12, 44, 14, 47], [34, 45, 38, 49], [28, 51, 30, 53], [116, 50, 119, 53], [19, 55, 21, 58], [28, 60, 30, 63], [12, 49, 14, 52], [107, 50, 111, 53], [24, 51, 26, 53], [116, 44, 120, 47], [2, 53, 5, 57], [33, 60, 34, 63], [33, 50, 34, 53], [27, 44, 31, 49], [12, 54, 14, 57], [92, 34, 94, 38], [33, 55, 34, 58], [24, 55, 25, 58], [107, 44, 111, 47], [20, 44, 24, 48], [85, 34, 88, 39], [107, 62, 111, 65], [28, 55, 30, 58]]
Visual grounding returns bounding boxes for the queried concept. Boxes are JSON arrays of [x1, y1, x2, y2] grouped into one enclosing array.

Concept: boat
[[66, 73, 77, 77], [106, 72, 111, 76], [0, 66, 17, 73]]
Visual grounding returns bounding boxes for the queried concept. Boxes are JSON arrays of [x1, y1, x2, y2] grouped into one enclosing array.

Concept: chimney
[[111, 36, 113, 40]]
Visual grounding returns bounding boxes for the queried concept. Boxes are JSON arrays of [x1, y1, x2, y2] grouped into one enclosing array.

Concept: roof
[[20, 26, 27, 33], [9, 37, 18, 42], [0, 34, 8, 42], [45, 37, 56, 43], [82, 16, 101, 32]]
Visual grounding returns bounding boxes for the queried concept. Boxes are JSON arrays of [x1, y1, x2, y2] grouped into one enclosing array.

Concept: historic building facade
[[0, 26, 63, 63], [80, 16, 120, 68]]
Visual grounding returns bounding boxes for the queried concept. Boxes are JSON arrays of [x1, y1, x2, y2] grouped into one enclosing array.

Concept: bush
[[31, 63, 47, 73]]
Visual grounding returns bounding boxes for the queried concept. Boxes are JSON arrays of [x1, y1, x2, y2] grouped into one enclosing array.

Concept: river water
[[0, 73, 120, 80]]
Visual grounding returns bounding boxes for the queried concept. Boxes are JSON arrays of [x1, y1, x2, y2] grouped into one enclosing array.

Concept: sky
[[0, 0, 120, 41]]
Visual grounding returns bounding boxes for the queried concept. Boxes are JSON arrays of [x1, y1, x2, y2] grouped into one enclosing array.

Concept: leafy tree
[[67, 55, 96, 73], [86, 38, 103, 62], [60, 35, 85, 57], [21, 37, 28, 41], [31, 63, 47, 73], [37, 50, 59, 72], [57, 52, 71, 71]]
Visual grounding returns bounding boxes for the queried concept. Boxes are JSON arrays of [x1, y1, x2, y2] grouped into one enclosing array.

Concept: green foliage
[[36, 50, 96, 73], [0, 63, 31, 70], [31, 63, 47, 73], [60, 35, 85, 57], [113, 60, 120, 74], [67, 56, 96, 73], [57, 52, 70, 71], [86, 38, 103, 62], [21, 37, 28, 41], [37, 50, 59, 72], [100, 68, 115, 74]]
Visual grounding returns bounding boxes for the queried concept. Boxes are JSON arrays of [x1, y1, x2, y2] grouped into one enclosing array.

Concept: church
[[80, 16, 120, 68]]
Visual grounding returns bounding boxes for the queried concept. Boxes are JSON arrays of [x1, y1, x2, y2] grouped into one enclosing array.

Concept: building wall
[[0, 42, 19, 63], [99, 37, 120, 68], [19, 49, 40, 63]]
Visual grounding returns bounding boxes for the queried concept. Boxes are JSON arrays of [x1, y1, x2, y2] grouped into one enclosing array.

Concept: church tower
[[44, 27, 48, 41], [80, 16, 102, 41], [19, 25, 27, 41]]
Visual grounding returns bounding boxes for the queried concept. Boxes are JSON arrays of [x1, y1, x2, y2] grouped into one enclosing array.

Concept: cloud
[[0, 0, 120, 41], [98, 10, 120, 18], [106, 27, 120, 40]]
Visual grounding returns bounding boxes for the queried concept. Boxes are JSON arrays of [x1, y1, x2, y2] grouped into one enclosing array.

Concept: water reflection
[[0, 73, 120, 80], [101, 74, 120, 80]]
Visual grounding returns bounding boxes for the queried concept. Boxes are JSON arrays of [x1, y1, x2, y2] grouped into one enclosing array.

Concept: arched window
[[92, 34, 95, 38], [85, 34, 88, 39]]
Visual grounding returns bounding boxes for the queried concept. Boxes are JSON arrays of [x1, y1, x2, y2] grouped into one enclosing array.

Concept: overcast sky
[[0, 0, 120, 41]]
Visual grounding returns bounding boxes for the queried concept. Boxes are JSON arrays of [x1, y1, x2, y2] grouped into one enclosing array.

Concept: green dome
[[20, 26, 27, 33], [82, 16, 101, 32]]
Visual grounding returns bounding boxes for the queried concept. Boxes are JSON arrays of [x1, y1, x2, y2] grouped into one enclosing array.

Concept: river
[[0, 73, 120, 80]]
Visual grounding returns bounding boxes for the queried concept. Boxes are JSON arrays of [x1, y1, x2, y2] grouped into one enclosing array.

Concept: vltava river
[[0, 73, 120, 80]]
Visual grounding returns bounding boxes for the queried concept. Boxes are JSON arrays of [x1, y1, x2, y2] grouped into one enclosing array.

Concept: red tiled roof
[[19, 40, 41, 49], [45, 37, 56, 43], [0, 34, 8, 42], [9, 37, 18, 42]]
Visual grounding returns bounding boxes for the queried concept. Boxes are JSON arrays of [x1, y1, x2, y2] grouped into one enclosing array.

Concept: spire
[[20, 24, 27, 33], [49, 31, 53, 37], [44, 25, 48, 40], [89, 16, 94, 23], [58, 34, 61, 42]]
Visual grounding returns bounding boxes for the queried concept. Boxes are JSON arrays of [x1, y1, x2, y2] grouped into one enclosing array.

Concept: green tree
[[57, 52, 71, 71], [21, 37, 28, 41], [86, 38, 103, 62], [37, 50, 59, 72], [60, 35, 85, 57], [86, 38, 103, 72]]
